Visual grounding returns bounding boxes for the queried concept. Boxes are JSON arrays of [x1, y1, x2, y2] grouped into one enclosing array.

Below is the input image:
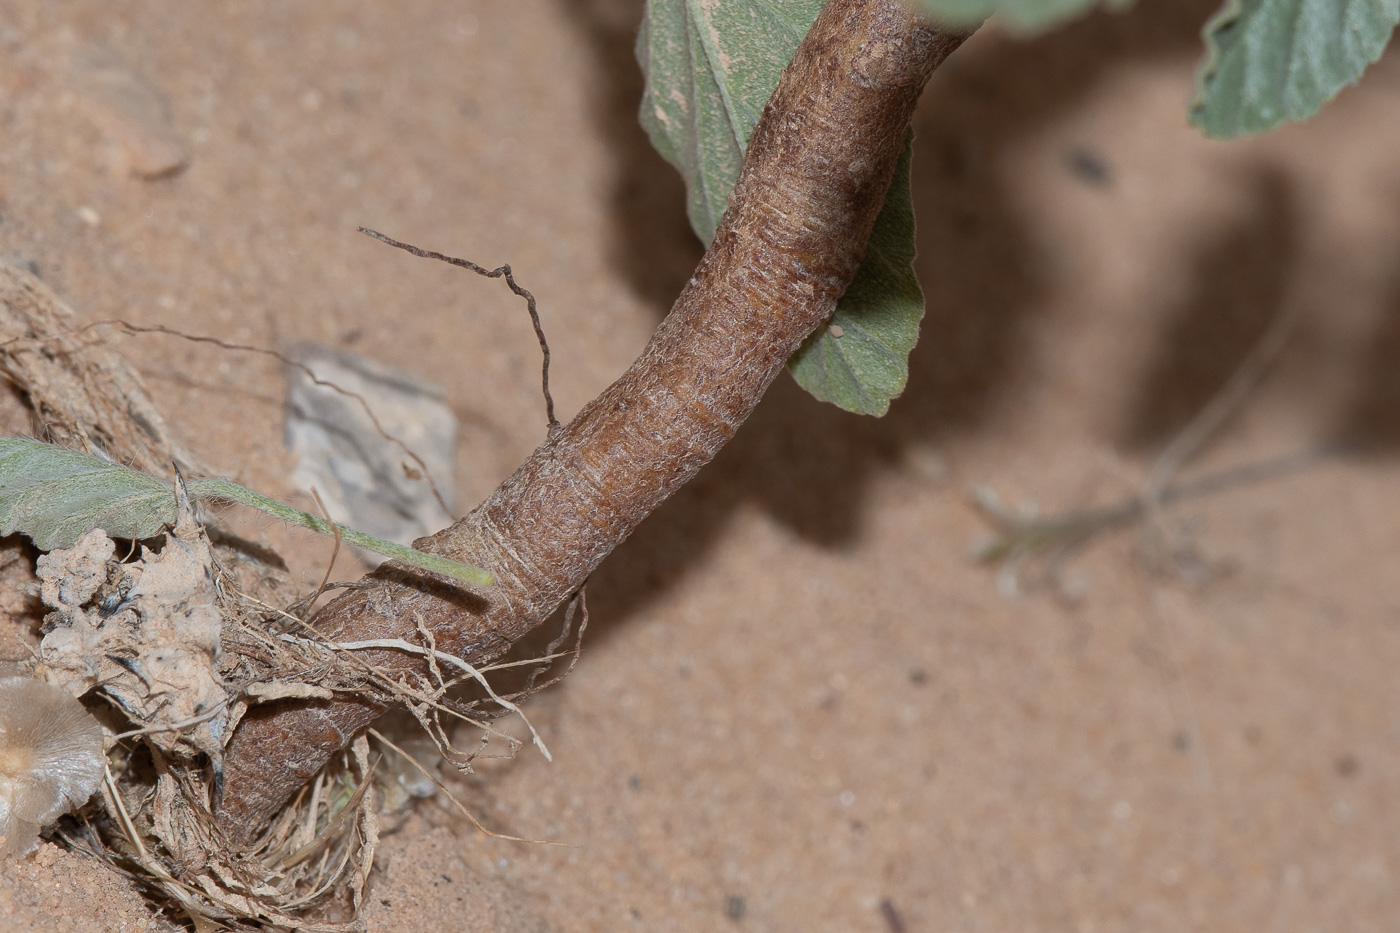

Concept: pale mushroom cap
[[0, 676, 105, 858]]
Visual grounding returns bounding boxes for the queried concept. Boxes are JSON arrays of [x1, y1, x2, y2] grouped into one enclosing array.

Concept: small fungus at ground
[[0, 675, 105, 858]]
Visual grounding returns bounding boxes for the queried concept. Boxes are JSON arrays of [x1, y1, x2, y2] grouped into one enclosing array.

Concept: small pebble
[[1066, 147, 1111, 187], [880, 899, 906, 933], [72, 42, 188, 179]]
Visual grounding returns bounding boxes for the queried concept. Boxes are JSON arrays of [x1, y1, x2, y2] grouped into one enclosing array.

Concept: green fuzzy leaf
[[1191, 0, 1399, 138], [0, 437, 491, 587], [0, 440, 173, 551], [636, 0, 923, 416], [638, 0, 823, 243], [909, 0, 1134, 32]]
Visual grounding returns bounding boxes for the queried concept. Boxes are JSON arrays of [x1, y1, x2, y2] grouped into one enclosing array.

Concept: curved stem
[[216, 0, 969, 844]]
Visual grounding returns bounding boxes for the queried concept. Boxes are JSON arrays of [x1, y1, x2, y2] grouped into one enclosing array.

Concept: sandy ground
[[2, 0, 1400, 930]]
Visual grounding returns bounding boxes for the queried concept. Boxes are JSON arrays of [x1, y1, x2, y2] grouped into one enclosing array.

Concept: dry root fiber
[[0, 261, 200, 475], [31, 496, 549, 929], [20, 484, 384, 928], [0, 260, 558, 928]]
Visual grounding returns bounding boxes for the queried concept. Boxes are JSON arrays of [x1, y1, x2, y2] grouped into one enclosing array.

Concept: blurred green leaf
[[637, 0, 823, 243], [1191, 0, 1399, 138], [909, 0, 1134, 32]]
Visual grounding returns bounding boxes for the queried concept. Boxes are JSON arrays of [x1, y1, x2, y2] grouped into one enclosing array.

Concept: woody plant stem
[[217, 0, 968, 843]]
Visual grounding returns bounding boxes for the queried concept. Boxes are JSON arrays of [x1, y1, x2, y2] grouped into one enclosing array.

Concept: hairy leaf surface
[[1191, 0, 1399, 138], [636, 0, 923, 416], [0, 437, 491, 586]]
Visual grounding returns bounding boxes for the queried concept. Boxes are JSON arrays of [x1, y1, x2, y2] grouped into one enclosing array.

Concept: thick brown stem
[[217, 0, 967, 844]]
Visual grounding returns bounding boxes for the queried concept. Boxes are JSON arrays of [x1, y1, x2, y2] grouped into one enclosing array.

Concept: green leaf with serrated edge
[[1191, 0, 1399, 138], [637, 0, 923, 416], [0, 440, 173, 549], [0, 437, 491, 586], [909, 0, 1134, 32]]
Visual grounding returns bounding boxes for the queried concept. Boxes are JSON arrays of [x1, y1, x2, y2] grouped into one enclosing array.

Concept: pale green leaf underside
[[909, 0, 1134, 32], [1191, 0, 1399, 138], [0, 437, 491, 587], [636, 0, 924, 416]]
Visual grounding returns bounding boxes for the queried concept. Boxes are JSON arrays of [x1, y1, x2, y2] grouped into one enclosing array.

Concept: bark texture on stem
[[217, 0, 966, 844]]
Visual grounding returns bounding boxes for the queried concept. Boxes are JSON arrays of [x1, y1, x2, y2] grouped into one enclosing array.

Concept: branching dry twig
[[972, 292, 1313, 596], [356, 227, 560, 434], [973, 295, 1330, 597], [972, 443, 1342, 596], [90, 318, 455, 517], [1139, 297, 1305, 561]]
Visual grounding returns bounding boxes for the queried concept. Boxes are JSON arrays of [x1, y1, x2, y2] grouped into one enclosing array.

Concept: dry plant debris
[[27, 501, 555, 929], [23, 496, 384, 928], [0, 258, 563, 927], [970, 299, 1323, 598], [37, 516, 228, 763], [0, 262, 200, 476]]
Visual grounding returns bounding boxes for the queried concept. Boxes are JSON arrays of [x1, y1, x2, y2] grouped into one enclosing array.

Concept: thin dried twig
[[357, 227, 559, 434], [110, 700, 231, 742], [518, 585, 590, 700], [77, 317, 455, 517], [101, 763, 149, 863], [0, 262, 199, 474], [1140, 299, 1305, 558], [973, 297, 1311, 595], [307, 487, 343, 612], [973, 444, 1342, 595]]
